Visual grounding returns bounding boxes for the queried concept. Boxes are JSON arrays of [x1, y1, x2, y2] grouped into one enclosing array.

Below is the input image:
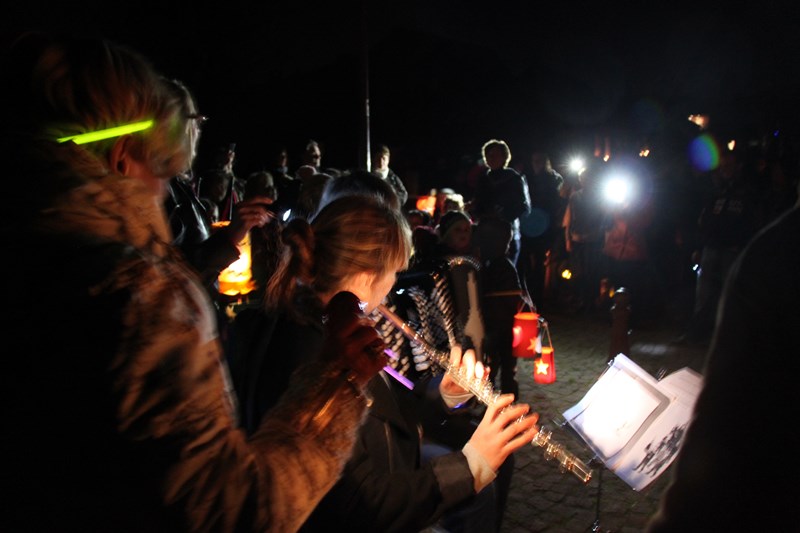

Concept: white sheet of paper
[[563, 354, 703, 491]]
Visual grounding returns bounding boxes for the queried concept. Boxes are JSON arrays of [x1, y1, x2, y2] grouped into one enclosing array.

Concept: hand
[[439, 345, 484, 397], [226, 196, 275, 243], [467, 394, 539, 472], [322, 291, 388, 388]]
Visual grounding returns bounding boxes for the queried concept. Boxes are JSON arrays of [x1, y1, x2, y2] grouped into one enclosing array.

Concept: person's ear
[[107, 135, 133, 176], [345, 271, 375, 302]]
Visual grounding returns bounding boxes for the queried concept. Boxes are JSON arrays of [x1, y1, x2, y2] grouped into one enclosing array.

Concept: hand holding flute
[[377, 303, 592, 483], [439, 345, 539, 492], [323, 291, 389, 387]]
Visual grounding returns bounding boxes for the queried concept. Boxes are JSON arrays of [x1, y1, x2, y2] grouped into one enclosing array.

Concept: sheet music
[[563, 354, 703, 491]]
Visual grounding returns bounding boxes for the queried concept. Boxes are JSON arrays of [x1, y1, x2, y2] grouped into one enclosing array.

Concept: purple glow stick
[[382, 348, 414, 390]]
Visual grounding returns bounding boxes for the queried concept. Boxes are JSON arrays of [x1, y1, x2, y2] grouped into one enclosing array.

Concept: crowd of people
[[3, 29, 800, 533], [189, 124, 799, 342]]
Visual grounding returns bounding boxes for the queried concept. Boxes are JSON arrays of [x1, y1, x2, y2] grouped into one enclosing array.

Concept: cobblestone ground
[[499, 308, 708, 533]]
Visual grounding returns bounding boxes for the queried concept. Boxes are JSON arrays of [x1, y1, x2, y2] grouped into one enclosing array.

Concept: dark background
[[5, 1, 800, 194]]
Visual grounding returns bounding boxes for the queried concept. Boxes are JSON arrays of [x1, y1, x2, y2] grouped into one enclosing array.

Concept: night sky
[[5, 1, 800, 192]]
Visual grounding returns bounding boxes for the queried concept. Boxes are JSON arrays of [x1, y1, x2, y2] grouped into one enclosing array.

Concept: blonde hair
[[481, 139, 512, 168], [10, 34, 195, 181], [266, 195, 412, 316]]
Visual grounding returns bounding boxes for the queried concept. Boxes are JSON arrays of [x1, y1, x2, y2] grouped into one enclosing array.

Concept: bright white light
[[727, 140, 736, 151], [569, 157, 585, 174], [603, 176, 632, 206]]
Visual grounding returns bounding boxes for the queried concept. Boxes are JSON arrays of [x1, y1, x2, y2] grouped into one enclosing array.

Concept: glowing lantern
[[512, 311, 540, 358], [415, 194, 437, 217], [528, 316, 556, 384], [533, 346, 556, 384], [213, 221, 256, 297]]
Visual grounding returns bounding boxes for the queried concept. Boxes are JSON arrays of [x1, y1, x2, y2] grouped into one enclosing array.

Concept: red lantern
[[532, 319, 556, 384], [533, 347, 556, 384], [512, 311, 540, 358]]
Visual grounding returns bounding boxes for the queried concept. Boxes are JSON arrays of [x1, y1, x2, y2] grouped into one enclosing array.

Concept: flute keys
[[531, 428, 552, 447]]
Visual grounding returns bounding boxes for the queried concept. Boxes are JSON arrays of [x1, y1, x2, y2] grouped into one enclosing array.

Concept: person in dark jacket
[[647, 191, 800, 532], [163, 79, 275, 296], [468, 139, 531, 266], [519, 150, 565, 311], [371, 143, 409, 207]]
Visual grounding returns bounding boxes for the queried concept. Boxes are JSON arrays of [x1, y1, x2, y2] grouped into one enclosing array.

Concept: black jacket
[[470, 167, 531, 238], [230, 298, 477, 533], [647, 205, 800, 532], [165, 176, 239, 291]]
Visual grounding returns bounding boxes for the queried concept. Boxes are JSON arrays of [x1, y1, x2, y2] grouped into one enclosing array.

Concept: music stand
[[559, 354, 703, 531], [548, 414, 612, 533]]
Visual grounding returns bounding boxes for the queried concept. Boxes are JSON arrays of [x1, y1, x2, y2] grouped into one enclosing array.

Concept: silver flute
[[376, 304, 593, 484]]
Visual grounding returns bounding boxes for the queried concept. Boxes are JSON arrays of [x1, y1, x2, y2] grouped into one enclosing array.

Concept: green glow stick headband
[[56, 119, 154, 145]]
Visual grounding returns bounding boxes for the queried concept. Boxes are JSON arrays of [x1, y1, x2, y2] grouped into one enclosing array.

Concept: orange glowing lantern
[[415, 194, 437, 218], [213, 221, 256, 297], [532, 319, 556, 384], [533, 346, 556, 384], [512, 311, 540, 358]]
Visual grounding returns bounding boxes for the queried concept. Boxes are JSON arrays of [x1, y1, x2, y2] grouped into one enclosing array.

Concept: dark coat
[[385, 168, 409, 207], [301, 376, 475, 533], [231, 300, 476, 533], [470, 167, 531, 240], [2, 174, 369, 533], [165, 175, 240, 291], [647, 205, 800, 532]]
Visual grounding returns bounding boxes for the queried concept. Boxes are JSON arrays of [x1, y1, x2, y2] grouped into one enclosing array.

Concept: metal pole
[[360, 0, 371, 170]]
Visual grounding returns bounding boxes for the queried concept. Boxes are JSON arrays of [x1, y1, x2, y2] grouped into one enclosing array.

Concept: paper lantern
[[533, 346, 556, 384], [214, 221, 256, 297], [415, 194, 437, 217], [531, 317, 556, 384], [512, 311, 540, 358]]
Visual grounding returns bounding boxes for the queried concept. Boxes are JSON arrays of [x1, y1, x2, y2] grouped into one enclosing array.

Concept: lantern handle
[[540, 317, 554, 350], [517, 292, 536, 314]]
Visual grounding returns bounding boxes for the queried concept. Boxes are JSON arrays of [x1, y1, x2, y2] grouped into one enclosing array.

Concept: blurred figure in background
[[676, 148, 758, 345], [301, 138, 322, 171], [563, 161, 608, 314], [435, 209, 476, 257], [371, 142, 409, 207], [468, 139, 531, 266], [519, 150, 565, 312], [647, 183, 800, 532], [198, 142, 244, 221], [164, 79, 273, 296]]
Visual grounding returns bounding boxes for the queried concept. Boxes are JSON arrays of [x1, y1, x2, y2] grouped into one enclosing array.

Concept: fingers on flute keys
[[491, 395, 539, 449]]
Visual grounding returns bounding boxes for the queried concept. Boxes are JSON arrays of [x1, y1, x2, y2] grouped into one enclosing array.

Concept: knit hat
[[436, 210, 472, 238]]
